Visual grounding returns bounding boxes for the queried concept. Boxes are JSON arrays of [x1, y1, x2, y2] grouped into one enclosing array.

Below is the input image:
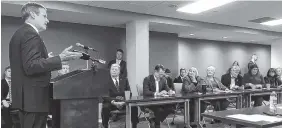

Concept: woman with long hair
[[243, 64, 265, 106]]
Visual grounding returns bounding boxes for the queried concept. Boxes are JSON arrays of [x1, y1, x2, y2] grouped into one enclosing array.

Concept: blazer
[[173, 76, 184, 83], [197, 77, 227, 92], [143, 75, 170, 96], [221, 73, 243, 89], [103, 76, 131, 104], [181, 76, 203, 93], [166, 77, 175, 91], [1, 79, 9, 101], [108, 60, 127, 78], [9, 24, 62, 112]]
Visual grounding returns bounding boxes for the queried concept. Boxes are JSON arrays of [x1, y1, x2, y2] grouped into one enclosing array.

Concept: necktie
[[115, 78, 119, 92], [7, 80, 12, 102]]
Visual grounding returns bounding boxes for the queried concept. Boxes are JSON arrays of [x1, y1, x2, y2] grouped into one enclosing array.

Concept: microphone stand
[[84, 49, 89, 70]]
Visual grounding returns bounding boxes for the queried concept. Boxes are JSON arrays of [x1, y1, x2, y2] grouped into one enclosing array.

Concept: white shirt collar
[[112, 76, 119, 82], [26, 22, 39, 33]]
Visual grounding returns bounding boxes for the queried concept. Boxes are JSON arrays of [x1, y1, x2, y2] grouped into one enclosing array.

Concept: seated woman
[[197, 66, 230, 112], [276, 67, 282, 85], [181, 67, 205, 122], [263, 68, 282, 101], [1, 66, 13, 128], [243, 64, 265, 106], [221, 65, 243, 90]]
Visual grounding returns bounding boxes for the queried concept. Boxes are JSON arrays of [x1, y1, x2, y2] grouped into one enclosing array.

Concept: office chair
[[170, 83, 184, 125]]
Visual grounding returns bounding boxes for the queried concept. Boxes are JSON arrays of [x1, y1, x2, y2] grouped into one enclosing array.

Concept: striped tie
[[7, 80, 12, 102]]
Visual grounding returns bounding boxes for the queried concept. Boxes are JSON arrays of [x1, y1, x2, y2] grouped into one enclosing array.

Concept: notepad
[[227, 114, 282, 122]]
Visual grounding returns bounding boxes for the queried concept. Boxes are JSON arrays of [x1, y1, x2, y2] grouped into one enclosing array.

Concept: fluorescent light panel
[[177, 0, 236, 14], [260, 19, 282, 26]]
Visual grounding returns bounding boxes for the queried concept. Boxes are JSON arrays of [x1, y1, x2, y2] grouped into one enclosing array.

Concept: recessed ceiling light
[[189, 34, 195, 36], [176, 0, 236, 14], [251, 40, 255, 42], [223, 37, 228, 39], [260, 19, 282, 26]]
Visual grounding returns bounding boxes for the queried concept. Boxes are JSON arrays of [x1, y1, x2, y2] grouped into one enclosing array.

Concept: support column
[[126, 20, 149, 96]]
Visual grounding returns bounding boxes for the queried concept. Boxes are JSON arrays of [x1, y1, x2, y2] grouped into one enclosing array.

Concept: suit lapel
[[150, 75, 156, 92], [119, 77, 124, 92]]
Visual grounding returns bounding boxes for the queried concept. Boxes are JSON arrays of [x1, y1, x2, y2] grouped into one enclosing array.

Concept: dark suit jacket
[[173, 76, 184, 83], [108, 60, 127, 78], [221, 73, 243, 89], [1, 79, 9, 101], [103, 77, 131, 104], [9, 24, 62, 112], [166, 77, 175, 91], [143, 75, 170, 96]]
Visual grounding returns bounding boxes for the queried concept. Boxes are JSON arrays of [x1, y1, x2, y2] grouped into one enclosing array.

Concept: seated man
[[143, 64, 175, 128], [174, 68, 186, 83], [164, 68, 175, 91], [102, 64, 139, 128], [1, 66, 13, 128]]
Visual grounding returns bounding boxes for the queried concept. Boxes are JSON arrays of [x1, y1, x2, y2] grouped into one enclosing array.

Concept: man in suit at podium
[[102, 64, 139, 128], [9, 2, 82, 128], [108, 49, 127, 78]]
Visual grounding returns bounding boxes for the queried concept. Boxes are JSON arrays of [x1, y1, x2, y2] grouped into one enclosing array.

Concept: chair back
[[136, 84, 143, 96], [174, 83, 182, 94]]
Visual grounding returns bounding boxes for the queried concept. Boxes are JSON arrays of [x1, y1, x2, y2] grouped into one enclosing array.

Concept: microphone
[[76, 43, 97, 52], [72, 50, 106, 64]]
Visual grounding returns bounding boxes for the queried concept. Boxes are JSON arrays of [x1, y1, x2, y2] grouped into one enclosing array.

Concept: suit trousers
[[101, 102, 139, 128], [147, 105, 174, 125], [19, 110, 48, 128], [2, 107, 13, 128]]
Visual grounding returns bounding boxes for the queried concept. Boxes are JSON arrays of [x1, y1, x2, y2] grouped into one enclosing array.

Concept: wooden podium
[[51, 68, 110, 128]]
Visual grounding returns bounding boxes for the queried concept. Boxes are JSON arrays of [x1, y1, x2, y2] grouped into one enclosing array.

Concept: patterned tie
[[7, 80, 12, 102], [115, 78, 119, 92]]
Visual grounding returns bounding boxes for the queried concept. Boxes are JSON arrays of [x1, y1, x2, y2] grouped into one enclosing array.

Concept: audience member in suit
[[164, 69, 175, 91], [143, 64, 175, 128], [173, 68, 187, 83], [221, 65, 244, 90], [263, 68, 282, 101], [108, 49, 127, 78], [102, 64, 139, 128], [181, 67, 206, 122], [243, 64, 265, 106], [276, 68, 282, 84], [197, 66, 230, 118], [9, 3, 82, 128], [1, 66, 13, 128], [248, 54, 258, 70]]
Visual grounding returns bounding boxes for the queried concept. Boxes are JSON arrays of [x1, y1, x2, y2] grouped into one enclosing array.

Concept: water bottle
[[270, 91, 277, 113]]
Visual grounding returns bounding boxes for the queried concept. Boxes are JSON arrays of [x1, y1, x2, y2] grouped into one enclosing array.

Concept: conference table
[[202, 105, 282, 128], [124, 93, 198, 128], [123, 88, 282, 128]]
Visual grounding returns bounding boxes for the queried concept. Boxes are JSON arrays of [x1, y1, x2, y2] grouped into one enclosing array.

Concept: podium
[[51, 68, 110, 128]]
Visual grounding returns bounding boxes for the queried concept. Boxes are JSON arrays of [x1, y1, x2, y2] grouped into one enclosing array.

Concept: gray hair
[[111, 64, 120, 69], [189, 67, 199, 76], [21, 2, 46, 21]]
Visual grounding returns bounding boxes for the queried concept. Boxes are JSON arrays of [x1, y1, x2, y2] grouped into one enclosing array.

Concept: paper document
[[227, 114, 282, 122]]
